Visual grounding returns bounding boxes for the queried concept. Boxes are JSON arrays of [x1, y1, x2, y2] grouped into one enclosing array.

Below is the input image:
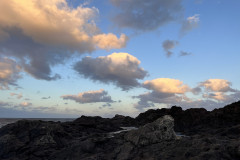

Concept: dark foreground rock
[[125, 115, 177, 146], [0, 101, 240, 160], [136, 101, 240, 134]]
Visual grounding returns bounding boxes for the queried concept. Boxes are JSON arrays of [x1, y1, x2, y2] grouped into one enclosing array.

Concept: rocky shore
[[0, 101, 240, 160]]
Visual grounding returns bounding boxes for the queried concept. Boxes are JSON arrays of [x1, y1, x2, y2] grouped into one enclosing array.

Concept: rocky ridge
[[0, 101, 239, 160]]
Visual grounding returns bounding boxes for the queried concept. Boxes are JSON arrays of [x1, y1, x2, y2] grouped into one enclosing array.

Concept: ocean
[[0, 118, 75, 128]]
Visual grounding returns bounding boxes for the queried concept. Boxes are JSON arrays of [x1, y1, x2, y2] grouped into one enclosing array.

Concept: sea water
[[0, 118, 75, 128]]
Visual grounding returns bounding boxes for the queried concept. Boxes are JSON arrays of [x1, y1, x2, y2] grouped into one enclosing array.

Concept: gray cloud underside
[[0, 1, 127, 82], [110, 0, 183, 31], [178, 92, 240, 110], [0, 30, 127, 82], [0, 57, 21, 89], [191, 87, 202, 95], [73, 54, 148, 90], [0, 28, 69, 80], [61, 90, 114, 104], [162, 40, 178, 57], [134, 91, 240, 111], [180, 51, 192, 56], [133, 91, 182, 111], [42, 96, 51, 100]]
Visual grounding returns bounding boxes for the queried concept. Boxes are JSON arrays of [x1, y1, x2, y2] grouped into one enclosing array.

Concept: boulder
[[125, 115, 177, 146]]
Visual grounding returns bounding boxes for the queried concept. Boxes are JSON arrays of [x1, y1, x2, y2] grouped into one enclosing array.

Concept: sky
[[0, 0, 239, 118]]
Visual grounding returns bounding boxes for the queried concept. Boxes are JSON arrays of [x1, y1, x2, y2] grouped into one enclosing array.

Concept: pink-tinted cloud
[[143, 78, 190, 94], [200, 79, 236, 92]]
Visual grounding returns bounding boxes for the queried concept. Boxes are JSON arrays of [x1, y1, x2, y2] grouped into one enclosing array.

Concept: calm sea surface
[[0, 118, 75, 128]]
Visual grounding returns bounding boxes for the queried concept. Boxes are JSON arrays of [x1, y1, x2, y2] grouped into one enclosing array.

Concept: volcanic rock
[[125, 115, 177, 146], [135, 101, 240, 134], [0, 101, 239, 160]]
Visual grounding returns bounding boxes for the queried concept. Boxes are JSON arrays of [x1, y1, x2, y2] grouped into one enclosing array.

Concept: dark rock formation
[[0, 120, 70, 159], [125, 115, 177, 146], [111, 114, 137, 127], [0, 101, 239, 160], [135, 101, 240, 134]]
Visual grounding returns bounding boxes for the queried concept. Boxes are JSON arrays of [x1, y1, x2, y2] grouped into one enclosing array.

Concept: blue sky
[[0, 0, 239, 118]]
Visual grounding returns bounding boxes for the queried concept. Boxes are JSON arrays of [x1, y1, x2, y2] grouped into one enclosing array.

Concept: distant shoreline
[[0, 118, 75, 128]]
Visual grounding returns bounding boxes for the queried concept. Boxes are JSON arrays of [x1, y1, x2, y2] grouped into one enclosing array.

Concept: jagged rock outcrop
[[135, 101, 240, 134], [0, 101, 239, 160], [0, 118, 120, 160], [111, 114, 136, 127], [125, 115, 177, 146], [0, 120, 70, 159]]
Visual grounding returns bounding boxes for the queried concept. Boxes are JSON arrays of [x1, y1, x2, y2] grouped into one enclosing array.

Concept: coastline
[[0, 101, 239, 160]]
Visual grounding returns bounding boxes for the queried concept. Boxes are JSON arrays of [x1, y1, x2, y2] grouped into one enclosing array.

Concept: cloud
[[20, 102, 32, 107], [101, 103, 112, 108], [178, 91, 240, 110], [162, 40, 178, 57], [110, 0, 183, 31], [195, 79, 239, 104], [74, 52, 148, 90], [203, 92, 227, 101], [0, 101, 73, 118], [133, 91, 182, 111], [177, 99, 226, 111], [0, 57, 21, 89], [180, 14, 200, 36], [134, 78, 190, 110], [0, 101, 11, 107], [200, 79, 236, 92], [0, 0, 128, 81], [179, 51, 192, 57], [134, 91, 240, 111], [193, 79, 238, 102], [93, 33, 128, 50], [191, 87, 202, 95], [61, 89, 114, 104], [225, 91, 240, 102], [143, 78, 190, 94], [134, 78, 239, 111], [42, 96, 51, 100], [10, 93, 23, 99]]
